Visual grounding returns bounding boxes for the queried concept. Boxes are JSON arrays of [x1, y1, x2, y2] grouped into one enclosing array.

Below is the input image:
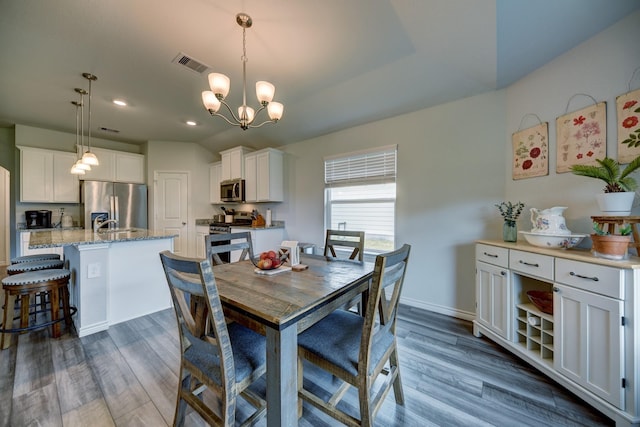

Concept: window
[[324, 145, 396, 253]]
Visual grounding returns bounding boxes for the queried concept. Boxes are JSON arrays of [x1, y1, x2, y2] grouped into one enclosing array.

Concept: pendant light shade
[[82, 151, 99, 166]]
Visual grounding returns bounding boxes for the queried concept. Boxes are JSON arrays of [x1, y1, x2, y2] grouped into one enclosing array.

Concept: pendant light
[[70, 97, 88, 174], [80, 73, 99, 166], [201, 13, 283, 130]]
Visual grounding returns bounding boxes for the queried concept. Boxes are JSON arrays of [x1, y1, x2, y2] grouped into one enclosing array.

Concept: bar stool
[[0, 269, 76, 349], [10, 253, 61, 264], [7, 259, 65, 275]]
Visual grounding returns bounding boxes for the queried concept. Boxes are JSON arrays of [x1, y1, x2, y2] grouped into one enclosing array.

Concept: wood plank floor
[[0, 304, 614, 426]]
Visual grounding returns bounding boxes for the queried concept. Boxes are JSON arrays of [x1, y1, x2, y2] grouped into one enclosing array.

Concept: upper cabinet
[[244, 148, 283, 202], [220, 146, 253, 181], [209, 162, 222, 203], [19, 146, 79, 203], [78, 146, 145, 183]]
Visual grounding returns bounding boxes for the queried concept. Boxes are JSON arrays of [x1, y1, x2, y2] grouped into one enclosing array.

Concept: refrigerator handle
[[113, 196, 120, 225]]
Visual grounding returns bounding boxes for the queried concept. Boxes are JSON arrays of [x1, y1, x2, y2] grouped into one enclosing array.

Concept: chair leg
[[297, 357, 304, 418], [50, 289, 61, 338], [358, 378, 373, 427], [1, 291, 14, 349], [174, 368, 191, 427], [390, 349, 404, 404], [19, 294, 30, 332], [61, 284, 72, 328]]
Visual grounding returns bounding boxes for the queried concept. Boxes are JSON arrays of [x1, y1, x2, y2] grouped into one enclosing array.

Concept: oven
[[209, 223, 232, 263]]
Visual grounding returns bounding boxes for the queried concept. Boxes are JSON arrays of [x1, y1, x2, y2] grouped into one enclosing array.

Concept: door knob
[[182, 222, 186, 226]]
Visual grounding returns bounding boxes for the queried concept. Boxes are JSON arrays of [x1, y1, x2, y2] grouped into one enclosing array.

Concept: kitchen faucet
[[93, 216, 118, 232]]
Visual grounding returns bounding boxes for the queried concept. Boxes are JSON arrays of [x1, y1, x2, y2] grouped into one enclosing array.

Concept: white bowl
[[519, 231, 586, 249]]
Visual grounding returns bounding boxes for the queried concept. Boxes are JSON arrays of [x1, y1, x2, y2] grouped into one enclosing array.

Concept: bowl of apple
[[253, 250, 285, 271]]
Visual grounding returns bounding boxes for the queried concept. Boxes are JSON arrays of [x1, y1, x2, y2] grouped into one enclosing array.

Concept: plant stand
[[591, 215, 640, 254]]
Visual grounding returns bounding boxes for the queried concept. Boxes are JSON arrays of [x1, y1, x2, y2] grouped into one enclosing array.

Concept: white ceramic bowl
[[519, 231, 586, 249]]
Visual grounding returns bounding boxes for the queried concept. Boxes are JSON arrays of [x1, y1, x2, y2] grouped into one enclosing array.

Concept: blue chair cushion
[[184, 322, 266, 385], [7, 259, 64, 274], [297, 309, 394, 377], [11, 253, 61, 264], [2, 269, 71, 286]]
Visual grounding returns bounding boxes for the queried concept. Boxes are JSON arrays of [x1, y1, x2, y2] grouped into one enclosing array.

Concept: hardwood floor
[[0, 303, 614, 426]]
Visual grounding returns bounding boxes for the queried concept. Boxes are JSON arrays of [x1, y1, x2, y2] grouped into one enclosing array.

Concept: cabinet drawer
[[476, 244, 508, 268], [509, 250, 554, 281], [555, 258, 624, 300]]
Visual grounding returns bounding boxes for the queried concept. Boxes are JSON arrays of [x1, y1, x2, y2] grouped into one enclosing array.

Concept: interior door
[[154, 171, 189, 256]]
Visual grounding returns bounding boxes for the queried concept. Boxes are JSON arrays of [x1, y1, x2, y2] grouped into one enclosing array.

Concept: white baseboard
[[399, 296, 475, 322]]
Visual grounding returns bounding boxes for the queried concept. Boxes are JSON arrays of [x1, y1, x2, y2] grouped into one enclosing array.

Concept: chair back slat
[[360, 244, 411, 373], [324, 229, 365, 261]]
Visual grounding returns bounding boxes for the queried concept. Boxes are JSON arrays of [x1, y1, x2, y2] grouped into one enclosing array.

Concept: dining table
[[212, 253, 375, 427]]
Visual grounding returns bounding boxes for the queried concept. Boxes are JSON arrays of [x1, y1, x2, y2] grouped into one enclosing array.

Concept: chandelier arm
[[248, 119, 277, 129], [219, 98, 244, 123], [208, 110, 242, 127]]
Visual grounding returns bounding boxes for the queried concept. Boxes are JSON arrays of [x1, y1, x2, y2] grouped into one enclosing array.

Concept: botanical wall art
[[617, 88, 640, 163], [512, 122, 548, 179], [556, 101, 607, 173]]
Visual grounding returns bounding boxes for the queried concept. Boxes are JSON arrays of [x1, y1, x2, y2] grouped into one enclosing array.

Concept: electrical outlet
[[87, 262, 101, 278]]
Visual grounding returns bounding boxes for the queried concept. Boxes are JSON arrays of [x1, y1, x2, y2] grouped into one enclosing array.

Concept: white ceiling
[[0, 0, 638, 153]]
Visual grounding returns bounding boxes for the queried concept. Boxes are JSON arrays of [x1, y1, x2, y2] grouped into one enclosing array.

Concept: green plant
[[495, 201, 525, 225], [571, 156, 640, 193], [592, 222, 632, 236]]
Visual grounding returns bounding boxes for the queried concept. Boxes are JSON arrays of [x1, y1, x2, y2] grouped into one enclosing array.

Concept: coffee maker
[[25, 210, 52, 229]]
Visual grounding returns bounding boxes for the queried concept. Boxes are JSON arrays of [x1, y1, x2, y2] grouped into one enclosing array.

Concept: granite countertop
[[29, 228, 178, 249], [195, 218, 285, 229], [18, 226, 84, 232]]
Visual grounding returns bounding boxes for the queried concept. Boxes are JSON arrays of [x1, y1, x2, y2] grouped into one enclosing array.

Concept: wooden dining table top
[[212, 254, 375, 331]]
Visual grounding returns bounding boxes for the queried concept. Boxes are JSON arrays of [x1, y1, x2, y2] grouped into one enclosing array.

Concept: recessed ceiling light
[[186, 120, 197, 126], [113, 99, 127, 106]]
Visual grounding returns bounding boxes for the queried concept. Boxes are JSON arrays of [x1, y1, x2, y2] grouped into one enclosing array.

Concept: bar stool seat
[[10, 253, 61, 264], [7, 259, 65, 275], [1, 269, 76, 349]]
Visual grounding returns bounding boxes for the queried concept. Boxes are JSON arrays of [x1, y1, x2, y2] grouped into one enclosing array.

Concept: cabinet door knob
[[182, 222, 187, 226], [553, 287, 559, 292], [501, 271, 506, 276]]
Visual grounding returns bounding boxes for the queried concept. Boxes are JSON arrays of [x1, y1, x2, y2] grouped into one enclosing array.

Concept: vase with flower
[[496, 201, 525, 242]]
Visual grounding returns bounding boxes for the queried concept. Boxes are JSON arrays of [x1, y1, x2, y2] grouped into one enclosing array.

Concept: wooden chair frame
[[324, 229, 365, 262], [159, 251, 266, 427], [205, 232, 254, 265], [298, 244, 411, 427]]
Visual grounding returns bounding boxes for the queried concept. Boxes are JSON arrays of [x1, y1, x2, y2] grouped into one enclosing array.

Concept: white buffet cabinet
[[474, 240, 640, 426]]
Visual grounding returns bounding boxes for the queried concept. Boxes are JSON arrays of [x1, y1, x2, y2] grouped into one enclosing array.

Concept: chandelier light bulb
[[256, 81, 275, 104], [267, 102, 284, 121], [202, 91, 221, 112], [238, 106, 255, 124], [208, 73, 230, 99]]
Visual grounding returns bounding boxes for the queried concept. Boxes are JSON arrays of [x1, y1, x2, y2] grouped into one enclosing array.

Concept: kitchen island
[[29, 228, 177, 337]]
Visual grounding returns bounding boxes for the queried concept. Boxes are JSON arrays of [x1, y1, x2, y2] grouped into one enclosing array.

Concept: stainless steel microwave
[[220, 178, 245, 202]]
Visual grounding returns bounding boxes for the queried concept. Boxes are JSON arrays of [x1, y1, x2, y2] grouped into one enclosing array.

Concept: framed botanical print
[[512, 122, 548, 179], [556, 101, 607, 173], [617, 88, 640, 164]]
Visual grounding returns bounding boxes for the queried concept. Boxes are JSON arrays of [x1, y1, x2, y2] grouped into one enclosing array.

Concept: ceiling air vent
[[173, 52, 210, 74], [100, 127, 120, 133]]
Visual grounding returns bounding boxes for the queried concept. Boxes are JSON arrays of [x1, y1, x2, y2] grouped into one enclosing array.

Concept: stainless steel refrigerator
[[80, 181, 148, 230]]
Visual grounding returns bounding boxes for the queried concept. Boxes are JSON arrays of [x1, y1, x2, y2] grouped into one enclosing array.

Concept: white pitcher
[[530, 207, 571, 235]]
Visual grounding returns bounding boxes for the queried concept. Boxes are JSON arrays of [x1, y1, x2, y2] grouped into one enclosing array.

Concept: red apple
[[257, 259, 265, 269], [268, 250, 277, 260], [272, 259, 280, 268], [262, 258, 273, 269], [260, 252, 269, 260]]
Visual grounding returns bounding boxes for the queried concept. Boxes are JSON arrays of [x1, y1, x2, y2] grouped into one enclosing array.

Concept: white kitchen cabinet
[[244, 148, 283, 202], [79, 147, 144, 183], [209, 162, 221, 203], [475, 243, 510, 339], [554, 282, 624, 408], [474, 241, 639, 426], [18, 231, 64, 257], [19, 146, 79, 203], [195, 225, 209, 259], [230, 227, 284, 262], [220, 146, 253, 181]]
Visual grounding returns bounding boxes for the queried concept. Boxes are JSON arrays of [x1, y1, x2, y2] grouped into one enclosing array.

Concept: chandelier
[[201, 13, 283, 130], [71, 73, 100, 174]]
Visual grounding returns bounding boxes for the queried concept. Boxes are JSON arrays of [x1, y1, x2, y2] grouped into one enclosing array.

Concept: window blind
[[324, 145, 397, 186]]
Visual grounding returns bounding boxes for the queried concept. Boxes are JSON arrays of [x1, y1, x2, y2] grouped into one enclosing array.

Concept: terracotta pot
[[590, 234, 631, 260]]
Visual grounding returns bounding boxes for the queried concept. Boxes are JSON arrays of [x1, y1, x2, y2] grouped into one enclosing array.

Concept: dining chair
[[324, 229, 366, 313], [297, 243, 411, 427], [159, 250, 267, 427], [323, 229, 365, 262], [205, 232, 254, 265]]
